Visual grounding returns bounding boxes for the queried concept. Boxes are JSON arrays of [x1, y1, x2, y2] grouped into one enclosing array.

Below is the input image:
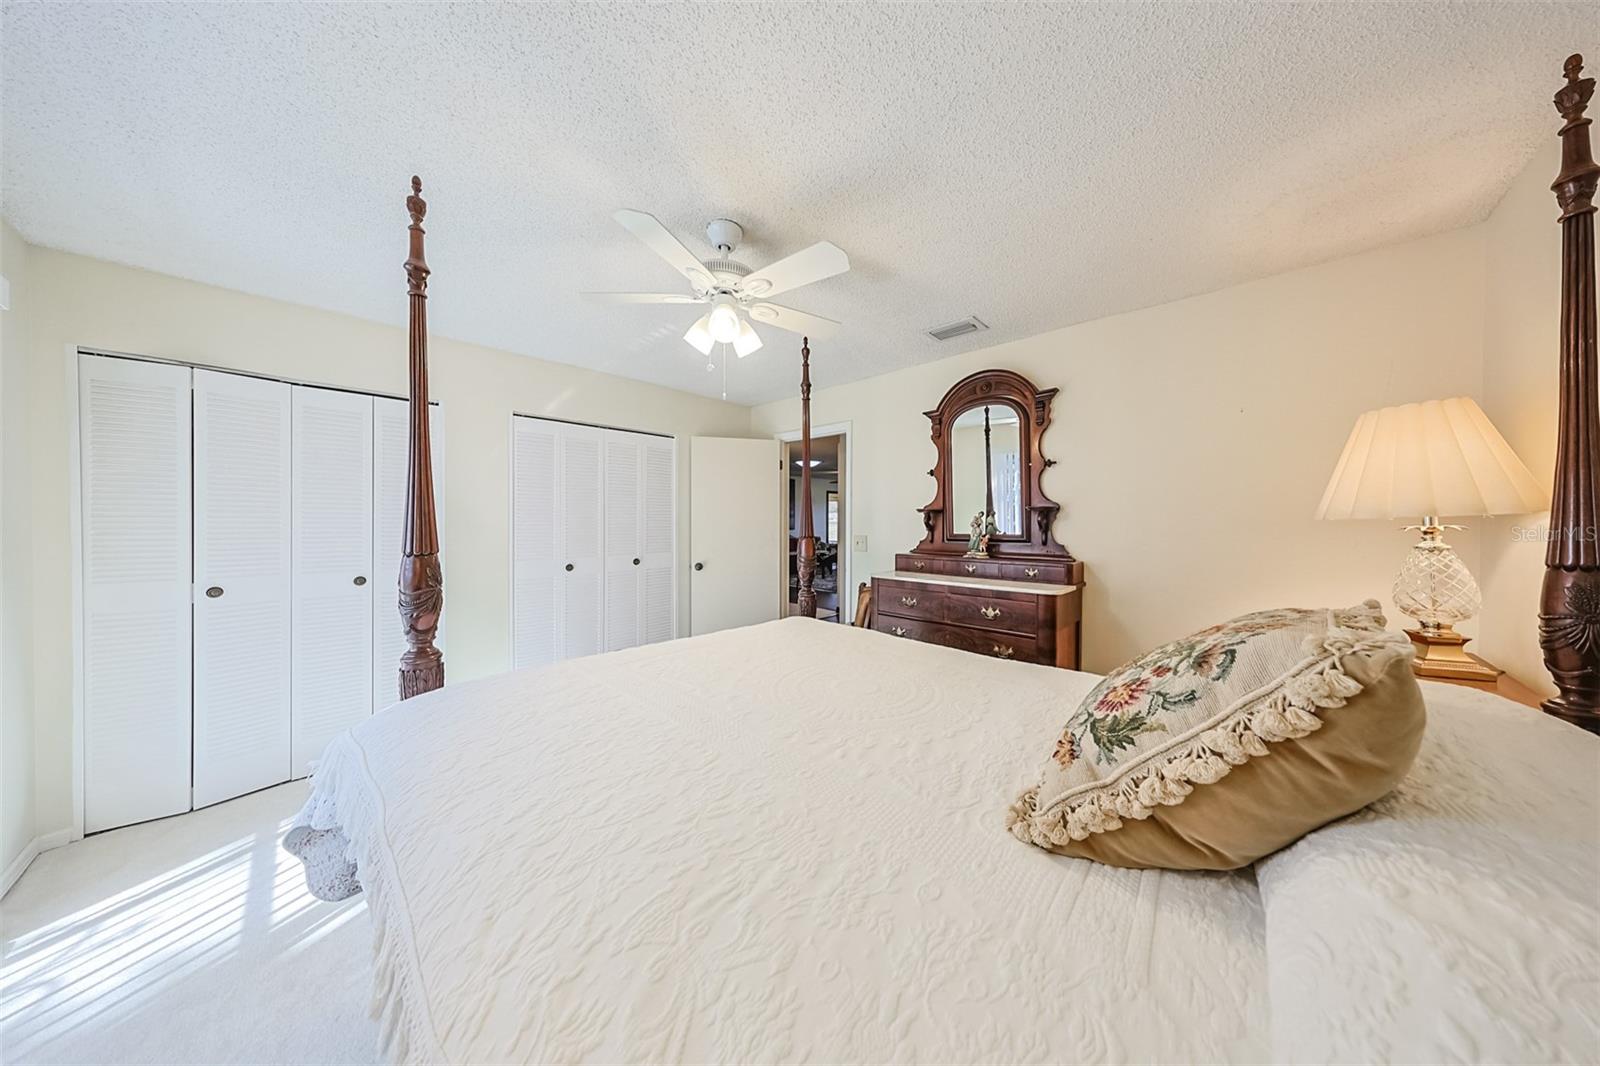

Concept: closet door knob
[[633, 558, 641, 566], [694, 562, 705, 571], [205, 586, 224, 599], [565, 563, 574, 572], [353, 576, 367, 586]]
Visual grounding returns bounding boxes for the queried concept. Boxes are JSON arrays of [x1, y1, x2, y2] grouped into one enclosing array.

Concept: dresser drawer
[[875, 579, 945, 622], [948, 558, 1006, 580], [943, 591, 1037, 635], [1000, 561, 1069, 584], [875, 614, 1040, 664], [895, 553, 943, 576]]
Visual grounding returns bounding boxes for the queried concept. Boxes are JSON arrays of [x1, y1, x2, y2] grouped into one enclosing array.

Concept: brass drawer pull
[[992, 644, 1015, 659], [900, 596, 918, 607], [913, 560, 926, 570], [980, 606, 1002, 619], [1024, 567, 1040, 578], [964, 563, 977, 574], [891, 626, 909, 637]]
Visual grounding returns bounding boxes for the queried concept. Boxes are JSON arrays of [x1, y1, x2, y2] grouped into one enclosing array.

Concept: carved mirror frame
[[913, 368, 1073, 560]]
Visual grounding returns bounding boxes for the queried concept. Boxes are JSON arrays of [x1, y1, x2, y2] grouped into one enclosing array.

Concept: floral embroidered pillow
[[1007, 601, 1425, 871]]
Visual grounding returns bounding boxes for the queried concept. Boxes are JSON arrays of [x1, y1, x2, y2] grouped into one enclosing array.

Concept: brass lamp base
[[1404, 626, 1502, 682]]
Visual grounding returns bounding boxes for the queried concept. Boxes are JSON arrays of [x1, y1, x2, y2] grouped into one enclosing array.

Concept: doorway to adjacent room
[[780, 429, 849, 623]]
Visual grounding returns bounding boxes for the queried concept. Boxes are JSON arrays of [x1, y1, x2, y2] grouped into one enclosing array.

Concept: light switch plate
[[853, 535, 868, 552]]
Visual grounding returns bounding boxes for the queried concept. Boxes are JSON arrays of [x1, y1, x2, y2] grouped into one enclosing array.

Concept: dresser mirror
[[948, 403, 1025, 538], [913, 368, 1074, 562]]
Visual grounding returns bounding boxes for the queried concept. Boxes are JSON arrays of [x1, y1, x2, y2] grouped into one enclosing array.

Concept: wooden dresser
[[874, 555, 1082, 668], [873, 366, 1087, 669]]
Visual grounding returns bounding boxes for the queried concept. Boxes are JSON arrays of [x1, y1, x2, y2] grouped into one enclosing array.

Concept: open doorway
[[783, 431, 847, 622]]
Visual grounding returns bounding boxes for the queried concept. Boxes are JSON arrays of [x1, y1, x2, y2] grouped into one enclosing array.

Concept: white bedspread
[[288, 618, 1598, 1065]]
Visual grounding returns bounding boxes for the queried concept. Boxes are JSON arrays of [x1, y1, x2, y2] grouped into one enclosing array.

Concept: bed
[[287, 618, 1597, 1063], [287, 55, 1600, 1064]]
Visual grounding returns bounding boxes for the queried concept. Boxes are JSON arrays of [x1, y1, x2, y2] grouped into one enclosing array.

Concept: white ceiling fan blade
[[580, 292, 704, 305], [746, 302, 840, 338], [684, 312, 715, 356], [613, 209, 717, 293], [737, 241, 849, 299]]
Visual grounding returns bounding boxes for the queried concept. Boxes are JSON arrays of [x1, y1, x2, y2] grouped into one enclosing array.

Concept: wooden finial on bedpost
[[796, 337, 817, 619], [1539, 55, 1600, 734], [399, 175, 445, 700]]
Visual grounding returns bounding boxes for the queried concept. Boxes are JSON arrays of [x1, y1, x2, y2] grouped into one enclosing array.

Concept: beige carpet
[[1, 783, 378, 1065]]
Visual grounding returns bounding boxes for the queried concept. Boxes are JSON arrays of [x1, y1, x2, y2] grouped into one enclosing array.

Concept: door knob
[[694, 562, 705, 571], [633, 558, 640, 566], [205, 586, 224, 599], [565, 563, 574, 572], [353, 575, 367, 586]]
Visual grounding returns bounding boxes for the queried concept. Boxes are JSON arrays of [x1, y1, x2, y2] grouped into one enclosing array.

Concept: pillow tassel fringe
[[1006, 624, 1407, 847]]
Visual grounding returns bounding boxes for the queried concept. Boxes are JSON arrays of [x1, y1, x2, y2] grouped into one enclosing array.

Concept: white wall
[[754, 226, 1491, 674], [2, 222, 38, 879], [20, 242, 751, 841], [1479, 138, 1562, 696], [11, 137, 1575, 848]]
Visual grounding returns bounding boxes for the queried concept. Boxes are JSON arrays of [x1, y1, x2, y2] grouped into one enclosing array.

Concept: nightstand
[[1424, 667, 1547, 710]]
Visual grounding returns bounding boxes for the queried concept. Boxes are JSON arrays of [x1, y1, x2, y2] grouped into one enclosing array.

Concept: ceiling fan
[[583, 211, 849, 359]]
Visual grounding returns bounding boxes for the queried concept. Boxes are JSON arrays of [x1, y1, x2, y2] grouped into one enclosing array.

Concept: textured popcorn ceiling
[[2, 3, 1593, 404]]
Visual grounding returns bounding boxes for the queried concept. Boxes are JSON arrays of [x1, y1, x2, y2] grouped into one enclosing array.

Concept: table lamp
[[1316, 396, 1548, 680]]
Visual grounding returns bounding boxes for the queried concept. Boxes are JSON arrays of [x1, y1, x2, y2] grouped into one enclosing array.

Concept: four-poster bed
[[398, 177, 445, 699], [795, 337, 817, 619], [1540, 55, 1600, 734], [282, 54, 1597, 1066]]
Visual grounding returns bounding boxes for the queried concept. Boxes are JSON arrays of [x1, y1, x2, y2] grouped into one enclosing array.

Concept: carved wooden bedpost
[[796, 337, 817, 618], [399, 176, 445, 698], [1540, 56, 1600, 734]]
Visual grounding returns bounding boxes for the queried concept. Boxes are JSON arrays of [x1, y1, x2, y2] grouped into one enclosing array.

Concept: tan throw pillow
[[1006, 601, 1425, 871]]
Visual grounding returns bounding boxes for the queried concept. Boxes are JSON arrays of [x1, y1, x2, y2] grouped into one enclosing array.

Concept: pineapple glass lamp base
[[1404, 625, 1502, 682]]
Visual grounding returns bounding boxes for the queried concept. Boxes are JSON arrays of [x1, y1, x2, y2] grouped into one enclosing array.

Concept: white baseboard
[[2, 829, 73, 899]]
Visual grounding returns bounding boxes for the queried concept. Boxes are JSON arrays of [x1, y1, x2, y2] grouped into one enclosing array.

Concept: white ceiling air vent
[[926, 316, 988, 341]]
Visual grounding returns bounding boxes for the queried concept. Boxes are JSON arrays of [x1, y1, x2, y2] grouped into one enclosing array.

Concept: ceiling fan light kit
[[683, 313, 715, 356], [707, 293, 743, 343], [734, 318, 762, 358], [584, 209, 850, 365]]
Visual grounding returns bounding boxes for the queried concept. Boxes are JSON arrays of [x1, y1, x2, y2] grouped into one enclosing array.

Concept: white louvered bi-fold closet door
[[558, 425, 606, 659], [78, 355, 193, 833], [603, 431, 644, 652], [512, 417, 560, 669], [639, 435, 677, 646], [290, 387, 373, 774], [373, 397, 444, 712], [192, 370, 292, 808]]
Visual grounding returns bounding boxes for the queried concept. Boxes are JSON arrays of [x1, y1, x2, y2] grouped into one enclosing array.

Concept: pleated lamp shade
[[1316, 397, 1547, 520]]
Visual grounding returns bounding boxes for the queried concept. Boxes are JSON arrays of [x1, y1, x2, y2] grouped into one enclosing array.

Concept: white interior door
[[690, 437, 781, 635], [192, 370, 292, 808], [78, 355, 193, 833], [603, 430, 643, 652], [558, 424, 605, 659], [511, 416, 561, 669], [640, 434, 677, 645], [373, 397, 444, 710], [291, 387, 373, 774]]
